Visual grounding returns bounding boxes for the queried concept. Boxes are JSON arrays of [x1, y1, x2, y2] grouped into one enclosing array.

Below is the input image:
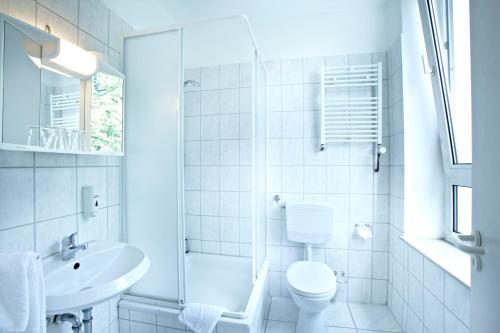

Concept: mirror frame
[[0, 13, 125, 156]]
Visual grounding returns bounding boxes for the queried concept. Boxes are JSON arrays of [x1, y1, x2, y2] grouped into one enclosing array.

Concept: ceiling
[[102, 0, 389, 30]]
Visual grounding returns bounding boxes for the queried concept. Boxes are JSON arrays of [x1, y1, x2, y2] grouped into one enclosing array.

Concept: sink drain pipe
[[82, 307, 93, 333], [56, 313, 81, 333]]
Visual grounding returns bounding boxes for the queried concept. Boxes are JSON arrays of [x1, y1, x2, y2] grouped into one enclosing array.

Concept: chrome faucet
[[61, 232, 88, 260]]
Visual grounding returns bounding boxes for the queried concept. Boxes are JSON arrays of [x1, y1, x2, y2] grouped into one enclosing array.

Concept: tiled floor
[[264, 297, 402, 333]]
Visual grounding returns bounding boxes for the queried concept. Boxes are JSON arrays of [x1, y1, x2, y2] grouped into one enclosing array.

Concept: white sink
[[43, 241, 149, 315]]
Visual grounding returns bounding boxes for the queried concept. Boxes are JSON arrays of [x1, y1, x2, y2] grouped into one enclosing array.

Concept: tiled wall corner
[[0, 1, 132, 332], [385, 36, 471, 333], [264, 52, 390, 304]]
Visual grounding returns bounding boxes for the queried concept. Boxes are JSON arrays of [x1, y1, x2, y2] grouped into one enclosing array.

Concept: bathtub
[[118, 253, 269, 332]]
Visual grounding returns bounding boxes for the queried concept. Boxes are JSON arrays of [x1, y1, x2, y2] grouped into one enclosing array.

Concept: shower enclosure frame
[[122, 15, 267, 318]]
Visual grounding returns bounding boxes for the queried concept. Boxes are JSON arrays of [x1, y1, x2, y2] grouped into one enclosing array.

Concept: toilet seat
[[287, 261, 336, 298]]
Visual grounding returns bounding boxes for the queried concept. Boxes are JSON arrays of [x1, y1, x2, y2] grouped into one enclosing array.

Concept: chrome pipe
[[82, 307, 93, 333]]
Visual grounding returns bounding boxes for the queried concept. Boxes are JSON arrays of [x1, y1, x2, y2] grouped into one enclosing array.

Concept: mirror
[[2, 21, 41, 146], [0, 13, 124, 155]]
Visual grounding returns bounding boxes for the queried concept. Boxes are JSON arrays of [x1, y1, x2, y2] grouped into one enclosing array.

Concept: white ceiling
[[102, 0, 398, 61], [102, 0, 389, 30]]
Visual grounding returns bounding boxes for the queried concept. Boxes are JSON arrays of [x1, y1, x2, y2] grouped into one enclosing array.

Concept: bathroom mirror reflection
[[0, 13, 124, 155]]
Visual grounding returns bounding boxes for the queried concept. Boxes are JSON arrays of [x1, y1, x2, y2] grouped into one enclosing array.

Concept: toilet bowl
[[287, 261, 336, 333]]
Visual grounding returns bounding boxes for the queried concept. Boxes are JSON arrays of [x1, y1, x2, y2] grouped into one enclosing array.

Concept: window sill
[[401, 236, 471, 287]]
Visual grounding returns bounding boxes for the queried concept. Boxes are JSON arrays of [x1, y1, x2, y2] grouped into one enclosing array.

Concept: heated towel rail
[[320, 63, 385, 172]]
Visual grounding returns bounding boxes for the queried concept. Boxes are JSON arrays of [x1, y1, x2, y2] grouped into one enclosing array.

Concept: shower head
[[184, 80, 200, 88]]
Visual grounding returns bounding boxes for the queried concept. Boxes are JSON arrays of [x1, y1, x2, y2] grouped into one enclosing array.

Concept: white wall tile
[[303, 56, 325, 84], [219, 89, 239, 114], [220, 140, 239, 165], [350, 166, 374, 194], [444, 274, 470, 327], [282, 139, 303, 165], [239, 87, 252, 114], [423, 289, 444, 333], [36, 4, 78, 44], [35, 168, 76, 221], [36, 215, 77, 257], [201, 66, 220, 90], [373, 252, 389, 279], [282, 166, 303, 193], [0, 0, 36, 25], [201, 191, 220, 216], [201, 90, 219, 115], [201, 141, 219, 165], [350, 195, 374, 223], [109, 10, 131, 52], [220, 63, 239, 89], [372, 279, 388, 304], [281, 85, 303, 111], [184, 141, 201, 166], [200, 116, 220, 140], [264, 60, 281, 85], [0, 150, 33, 167], [444, 308, 469, 333], [201, 216, 220, 241], [239, 113, 252, 139], [0, 169, 34, 230], [220, 192, 239, 217], [281, 59, 302, 85], [107, 205, 121, 242], [282, 112, 304, 138], [303, 84, 320, 110], [239, 62, 252, 88], [184, 92, 201, 116], [0, 224, 34, 252], [423, 258, 444, 301], [349, 250, 372, 278], [348, 278, 372, 303], [79, 0, 109, 42], [201, 166, 219, 191], [303, 166, 326, 193], [219, 166, 239, 191], [184, 166, 201, 191]]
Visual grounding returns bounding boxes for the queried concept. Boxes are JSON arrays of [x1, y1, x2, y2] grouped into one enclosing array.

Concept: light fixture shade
[[45, 39, 97, 77]]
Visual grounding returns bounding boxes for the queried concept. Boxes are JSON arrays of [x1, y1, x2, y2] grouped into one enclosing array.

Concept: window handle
[[450, 231, 485, 271], [421, 55, 435, 75]]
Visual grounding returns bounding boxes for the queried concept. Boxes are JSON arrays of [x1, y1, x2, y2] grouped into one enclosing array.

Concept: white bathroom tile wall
[[184, 62, 254, 257], [0, 2, 131, 332], [385, 37, 471, 333], [264, 52, 391, 304]]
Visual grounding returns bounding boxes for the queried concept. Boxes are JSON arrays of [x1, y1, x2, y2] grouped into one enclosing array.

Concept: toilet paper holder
[[353, 223, 373, 240]]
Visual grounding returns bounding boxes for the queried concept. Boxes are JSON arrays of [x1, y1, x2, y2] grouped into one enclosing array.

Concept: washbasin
[[43, 241, 149, 315]]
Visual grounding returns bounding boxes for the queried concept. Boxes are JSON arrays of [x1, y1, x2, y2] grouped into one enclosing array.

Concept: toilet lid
[[287, 261, 336, 296]]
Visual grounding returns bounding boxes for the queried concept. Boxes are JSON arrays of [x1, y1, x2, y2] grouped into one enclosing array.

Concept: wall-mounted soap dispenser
[[82, 186, 100, 218]]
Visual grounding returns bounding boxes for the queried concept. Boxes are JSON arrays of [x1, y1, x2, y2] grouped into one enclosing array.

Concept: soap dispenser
[[82, 186, 99, 218]]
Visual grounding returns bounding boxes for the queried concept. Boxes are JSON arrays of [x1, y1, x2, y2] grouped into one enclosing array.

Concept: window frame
[[417, 0, 472, 240]]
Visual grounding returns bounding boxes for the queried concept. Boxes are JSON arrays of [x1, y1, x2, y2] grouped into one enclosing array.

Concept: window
[[433, 0, 472, 164], [418, 0, 472, 237], [453, 186, 472, 234]]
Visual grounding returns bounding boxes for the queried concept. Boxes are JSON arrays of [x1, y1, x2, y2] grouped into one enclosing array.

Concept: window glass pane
[[454, 186, 472, 234], [431, 0, 472, 164]]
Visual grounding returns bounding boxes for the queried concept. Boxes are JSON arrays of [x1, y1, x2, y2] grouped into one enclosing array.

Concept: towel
[[178, 303, 225, 333], [0, 252, 46, 333]]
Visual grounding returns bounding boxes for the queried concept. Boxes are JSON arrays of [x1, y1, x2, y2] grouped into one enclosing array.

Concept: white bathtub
[[119, 253, 269, 332]]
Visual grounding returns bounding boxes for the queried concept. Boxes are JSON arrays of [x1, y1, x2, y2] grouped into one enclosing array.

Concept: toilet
[[285, 201, 336, 333]]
